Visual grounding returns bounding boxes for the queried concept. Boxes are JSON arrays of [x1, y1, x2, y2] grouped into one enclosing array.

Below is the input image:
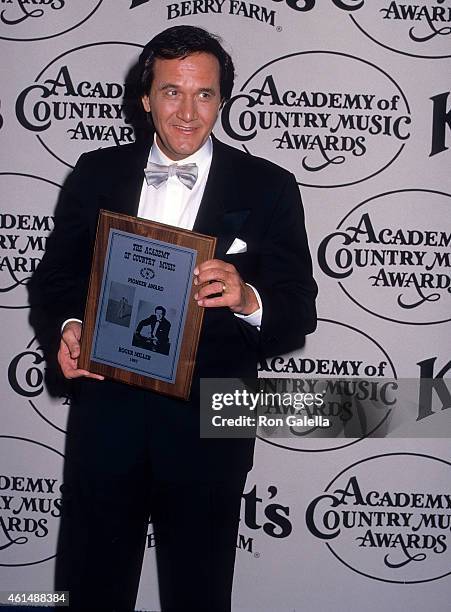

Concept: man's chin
[[157, 131, 206, 160], [171, 142, 202, 159]]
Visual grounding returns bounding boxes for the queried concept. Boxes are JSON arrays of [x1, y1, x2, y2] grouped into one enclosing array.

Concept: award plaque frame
[[79, 210, 216, 400]]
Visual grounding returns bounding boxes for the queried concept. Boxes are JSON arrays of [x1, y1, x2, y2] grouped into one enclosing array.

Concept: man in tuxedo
[[133, 306, 171, 354], [29, 25, 317, 612]]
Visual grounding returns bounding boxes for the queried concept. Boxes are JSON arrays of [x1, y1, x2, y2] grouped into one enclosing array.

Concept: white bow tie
[[144, 162, 198, 190]]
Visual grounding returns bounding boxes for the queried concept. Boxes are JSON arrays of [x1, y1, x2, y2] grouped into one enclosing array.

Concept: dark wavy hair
[[138, 25, 235, 103]]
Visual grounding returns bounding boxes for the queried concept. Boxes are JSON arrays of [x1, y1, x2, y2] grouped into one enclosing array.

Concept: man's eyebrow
[[157, 83, 217, 94], [158, 82, 178, 91]]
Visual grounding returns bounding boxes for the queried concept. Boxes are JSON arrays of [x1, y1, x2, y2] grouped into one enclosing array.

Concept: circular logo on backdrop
[[221, 51, 411, 188], [8, 337, 70, 433], [257, 318, 397, 452], [0, 173, 59, 309], [349, 0, 451, 60], [0, 436, 63, 567], [306, 453, 451, 583], [0, 0, 103, 42], [15, 42, 143, 168], [318, 189, 451, 325]]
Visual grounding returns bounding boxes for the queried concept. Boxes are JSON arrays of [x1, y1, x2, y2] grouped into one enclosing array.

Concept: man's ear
[[142, 95, 151, 113]]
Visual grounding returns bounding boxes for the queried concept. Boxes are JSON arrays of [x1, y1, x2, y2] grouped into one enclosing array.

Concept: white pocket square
[[226, 238, 247, 254]]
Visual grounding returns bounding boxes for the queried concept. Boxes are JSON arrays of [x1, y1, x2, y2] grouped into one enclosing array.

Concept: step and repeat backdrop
[[1, 1, 450, 611]]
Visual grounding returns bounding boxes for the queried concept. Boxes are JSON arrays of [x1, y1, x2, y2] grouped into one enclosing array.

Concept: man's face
[[155, 309, 164, 320], [141, 52, 222, 160]]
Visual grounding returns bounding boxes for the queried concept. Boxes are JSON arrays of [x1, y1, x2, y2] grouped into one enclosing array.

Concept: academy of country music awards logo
[[7, 336, 70, 433], [257, 318, 397, 452], [14, 42, 449, 175], [0, 174, 58, 310], [15, 42, 143, 168], [221, 51, 411, 188], [306, 453, 451, 582], [129, 0, 451, 58], [348, 0, 451, 59], [318, 189, 451, 325], [0, 0, 103, 42], [0, 436, 63, 566]]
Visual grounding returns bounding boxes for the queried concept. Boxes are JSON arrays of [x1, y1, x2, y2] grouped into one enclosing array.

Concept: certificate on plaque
[[79, 210, 216, 400]]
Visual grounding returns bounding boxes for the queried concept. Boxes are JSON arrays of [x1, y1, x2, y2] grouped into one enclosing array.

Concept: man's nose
[[177, 96, 197, 122]]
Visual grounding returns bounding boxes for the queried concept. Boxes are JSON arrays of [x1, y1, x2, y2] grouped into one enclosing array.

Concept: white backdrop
[[1, 1, 450, 610]]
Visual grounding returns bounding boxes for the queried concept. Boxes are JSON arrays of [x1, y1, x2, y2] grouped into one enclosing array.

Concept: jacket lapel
[[100, 141, 151, 217], [193, 137, 251, 258]]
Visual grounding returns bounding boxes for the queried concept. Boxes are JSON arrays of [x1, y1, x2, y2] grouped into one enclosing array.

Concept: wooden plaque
[[79, 210, 216, 400]]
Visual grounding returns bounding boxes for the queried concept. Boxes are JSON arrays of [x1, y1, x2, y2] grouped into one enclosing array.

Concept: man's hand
[[193, 259, 259, 314], [58, 321, 104, 380]]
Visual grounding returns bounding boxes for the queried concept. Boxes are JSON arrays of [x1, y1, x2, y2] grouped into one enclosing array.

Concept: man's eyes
[[162, 90, 214, 99]]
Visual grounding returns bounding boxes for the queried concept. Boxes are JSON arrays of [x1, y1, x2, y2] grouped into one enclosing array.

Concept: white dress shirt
[[138, 135, 212, 229]]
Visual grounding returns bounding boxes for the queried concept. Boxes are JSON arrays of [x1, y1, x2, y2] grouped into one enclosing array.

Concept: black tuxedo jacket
[[134, 314, 171, 355], [136, 315, 171, 343], [29, 136, 317, 481]]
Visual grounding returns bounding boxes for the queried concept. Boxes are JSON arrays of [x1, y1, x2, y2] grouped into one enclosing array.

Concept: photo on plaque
[[90, 229, 196, 384], [105, 281, 135, 328], [132, 301, 177, 357]]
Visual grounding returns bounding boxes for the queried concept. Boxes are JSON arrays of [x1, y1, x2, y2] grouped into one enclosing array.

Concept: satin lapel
[[99, 141, 151, 217], [193, 138, 251, 258]]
